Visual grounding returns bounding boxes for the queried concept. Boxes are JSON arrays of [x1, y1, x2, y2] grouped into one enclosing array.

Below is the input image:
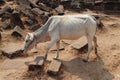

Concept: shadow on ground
[[61, 57, 114, 80]]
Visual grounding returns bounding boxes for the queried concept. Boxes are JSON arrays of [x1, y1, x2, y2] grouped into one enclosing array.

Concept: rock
[[50, 10, 57, 15], [0, 10, 4, 17], [44, 12, 52, 17], [61, 0, 72, 9], [29, 24, 41, 31], [71, 37, 88, 50], [10, 11, 24, 29], [2, 22, 11, 29], [25, 19, 34, 25], [0, 32, 1, 41], [1, 32, 10, 38], [28, 56, 45, 71], [30, 48, 38, 53], [62, 40, 75, 45], [2, 5, 13, 13], [47, 59, 62, 76], [1, 12, 11, 22], [40, 15, 49, 24], [50, 44, 64, 51], [38, 3, 51, 12], [55, 5, 64, 15], [25, 19, 36, 26], [71, 1, 81, 9], [0, 0, 5, 6], [31, 8, 44, 16], [0, 5, 13, 19], [16, 0, 32, 9], [11, 26, 25, 38], [1, 43, 24, 59], [108, 22, 118, 27], [42, 0, 58, 9], [29, 0, 40, 8]]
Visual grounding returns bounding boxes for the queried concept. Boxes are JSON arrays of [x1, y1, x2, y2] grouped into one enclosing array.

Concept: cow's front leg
[[44, 39, 56, 60]]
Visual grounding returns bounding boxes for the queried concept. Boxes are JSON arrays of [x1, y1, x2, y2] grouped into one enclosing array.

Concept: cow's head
[[23, 33, 36, 53]]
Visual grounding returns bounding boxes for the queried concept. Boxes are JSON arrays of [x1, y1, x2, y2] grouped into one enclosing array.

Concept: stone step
[[71, 37, 88, 50], [28, 56, 45, 71], [1, 43, 24, 59], [47, 59, 62, 75]]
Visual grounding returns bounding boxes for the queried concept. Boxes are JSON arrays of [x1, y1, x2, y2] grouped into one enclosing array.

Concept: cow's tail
[[92, 15, 104, 30]]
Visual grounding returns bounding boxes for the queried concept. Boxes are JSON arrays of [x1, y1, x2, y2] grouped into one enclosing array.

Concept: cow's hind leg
[[93, 36, 100, 58], [83, 35, 93, 62]]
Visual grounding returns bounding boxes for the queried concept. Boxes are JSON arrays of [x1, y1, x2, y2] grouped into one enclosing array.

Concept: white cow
[[23, 14, 99, 62]]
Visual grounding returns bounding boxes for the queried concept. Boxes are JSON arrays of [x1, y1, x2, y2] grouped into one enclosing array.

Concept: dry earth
[[0, 10, 120, 80]]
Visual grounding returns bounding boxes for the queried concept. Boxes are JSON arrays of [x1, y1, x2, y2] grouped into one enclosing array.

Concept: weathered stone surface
[[55, 5, 64, 15], [28, 56, 45, 71], [0, 0, 5, 6], [25, 19, 34, 26], [47, 59, 62, 75], [0, 32, 1, 41], [40, 14, 49, 24], [3, 22, 11, 29], [31, 8, 44, 16], [71, 1, 81, 9], [71, 37, 88, 50], [0, 59, 25, 70], [1, 43, 24, 59], [108, 22, 118, 27], [38, 3, 51, 12], [11, 26, 25, 38], [1, 32, 10, 38], [62, 40, 75, 45], [50, 44, 64, 51], [29, 24, 41, 31], [1, 12, 11, 22], [2, 5, 13, 13], [0, 10, 4, 17], [10, 11, 24, 29]]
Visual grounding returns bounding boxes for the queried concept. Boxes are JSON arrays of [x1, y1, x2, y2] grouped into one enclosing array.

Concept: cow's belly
[[59, 25, 86, 40]]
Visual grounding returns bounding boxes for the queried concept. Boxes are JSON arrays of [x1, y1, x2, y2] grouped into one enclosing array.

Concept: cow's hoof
[[82, 59, 88, 62]]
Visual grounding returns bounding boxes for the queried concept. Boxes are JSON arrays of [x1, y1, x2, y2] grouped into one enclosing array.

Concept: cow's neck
[[34, 31, 50, 43]]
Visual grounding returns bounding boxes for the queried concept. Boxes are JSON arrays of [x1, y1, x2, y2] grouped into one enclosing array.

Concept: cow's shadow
[[61, 57, 114, 80]]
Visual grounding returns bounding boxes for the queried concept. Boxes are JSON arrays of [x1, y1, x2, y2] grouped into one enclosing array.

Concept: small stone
[[55, 5, 64, 15], [25, 19, 34, 26], [3, 22, 11, 29], [47, 59, 62, 75], [31, 8, 44, 16], [28, 56, 45, 71], [71, 37, 88, 50], [11, 26, 25, 38], [50, 44, 64, 51], [1, 43, 24, 59], [29, 24, 41, 31], [0, 32, 1, 41]]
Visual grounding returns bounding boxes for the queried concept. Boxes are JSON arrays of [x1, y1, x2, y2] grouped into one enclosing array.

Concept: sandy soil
[[0, 11, 120, 80]]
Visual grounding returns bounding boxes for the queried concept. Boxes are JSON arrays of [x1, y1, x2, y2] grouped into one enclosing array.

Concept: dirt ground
[[0, 10, 120, 80]]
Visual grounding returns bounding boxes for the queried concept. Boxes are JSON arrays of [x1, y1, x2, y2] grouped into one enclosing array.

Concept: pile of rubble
[[0, 0, 67, 39]]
